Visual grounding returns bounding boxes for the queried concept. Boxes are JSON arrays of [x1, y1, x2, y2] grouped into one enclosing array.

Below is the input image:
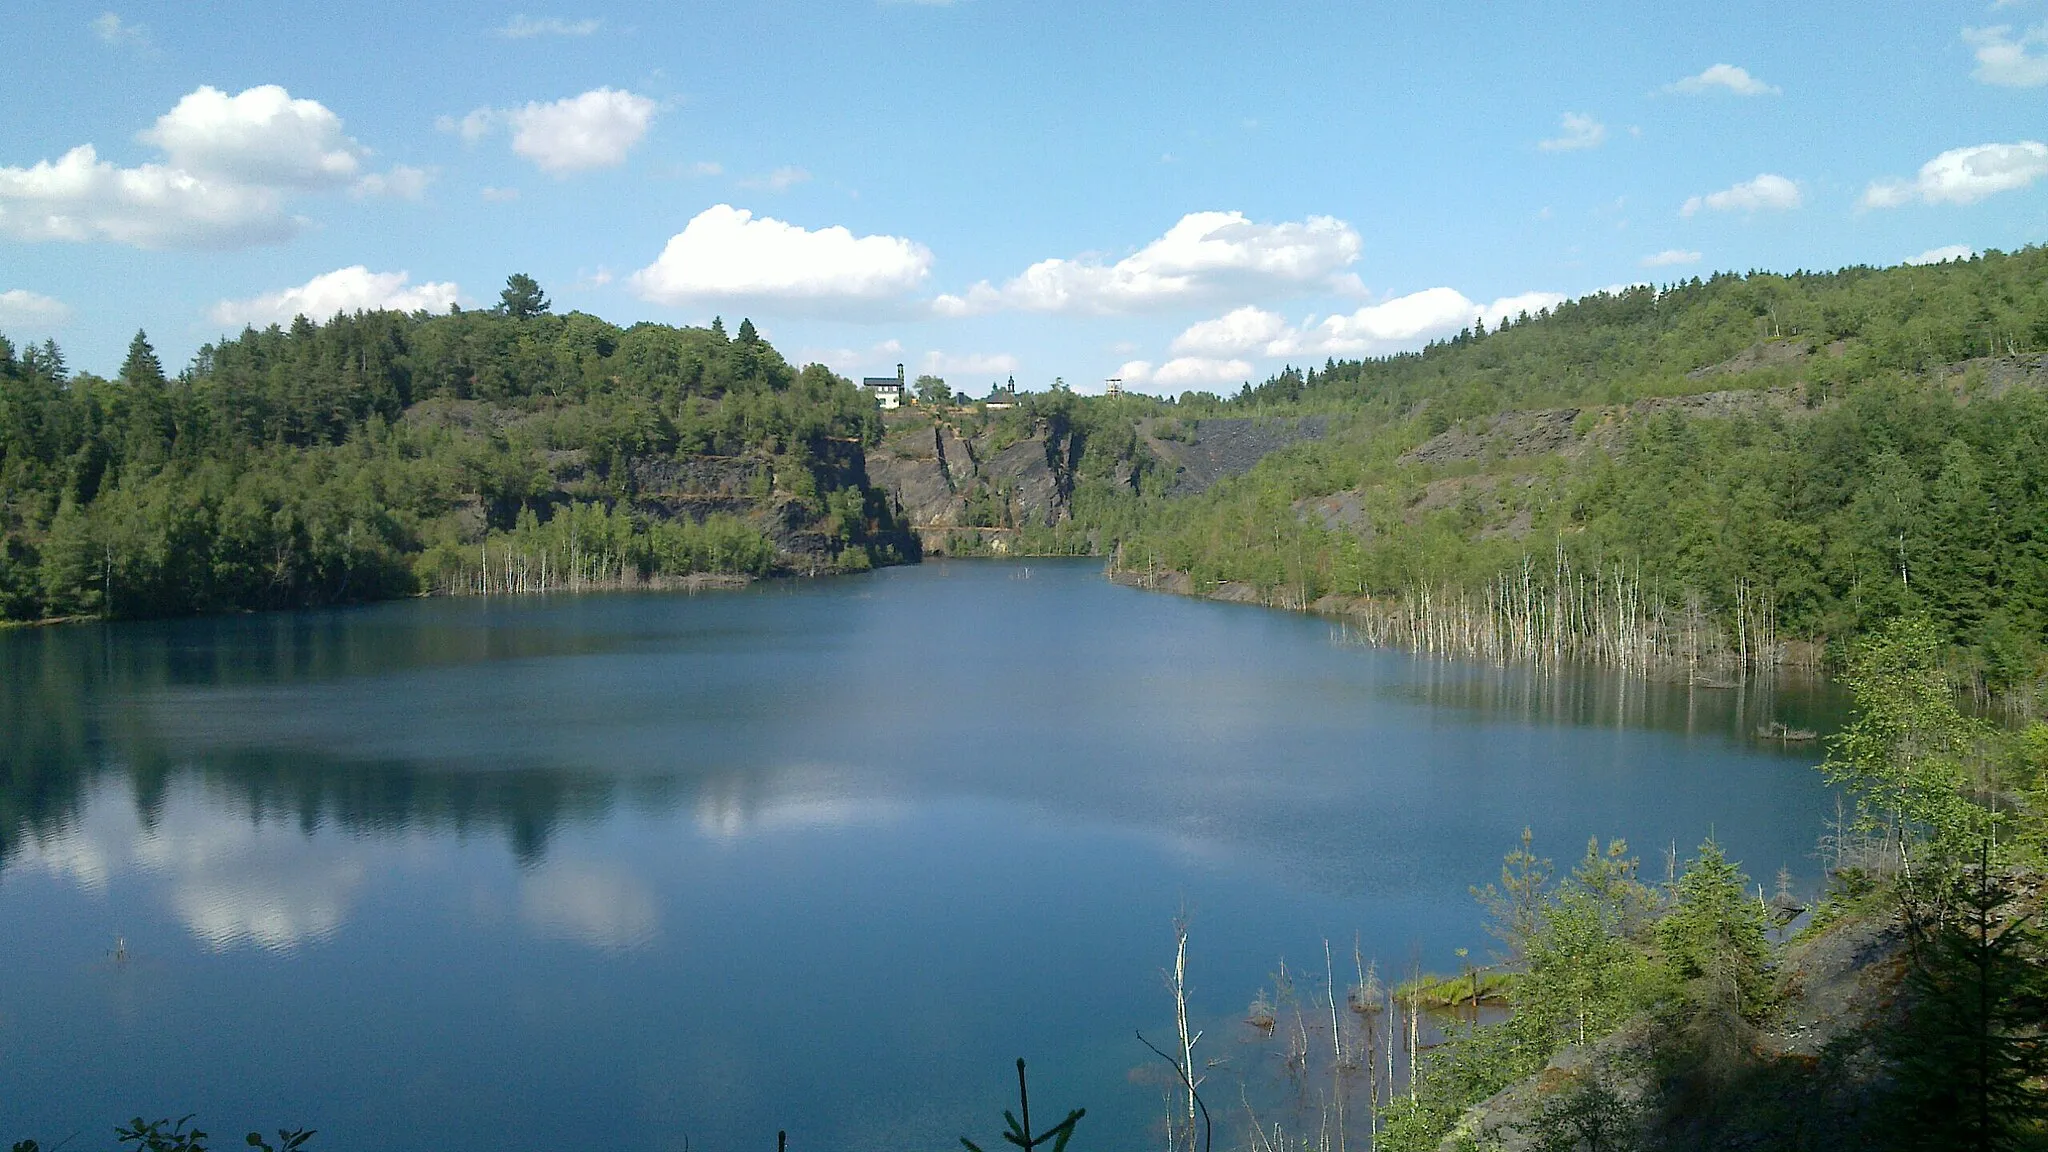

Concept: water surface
[[0, 560, 1839, 1150]]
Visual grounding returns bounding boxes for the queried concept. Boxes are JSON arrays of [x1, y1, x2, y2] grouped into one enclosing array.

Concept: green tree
[[1881, 856, 2048, 1151], [498, 274, 550, 319], [1824, 615, 1991, 875], [120, 330, 165, 387], [915, 374, 953, 406], [1655, 840, 1773, 1023]]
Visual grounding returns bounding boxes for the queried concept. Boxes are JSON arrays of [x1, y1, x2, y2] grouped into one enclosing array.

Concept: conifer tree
[[1882, 853, 2048, 1151], [120, 330, 165, 387], [498, 274, 549, 319]]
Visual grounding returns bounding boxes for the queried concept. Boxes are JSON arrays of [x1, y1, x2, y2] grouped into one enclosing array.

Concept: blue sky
[[2, 0, 2045, 393]]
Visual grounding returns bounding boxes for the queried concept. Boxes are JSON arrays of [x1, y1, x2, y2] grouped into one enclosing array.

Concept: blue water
[[0, 559, 1839, 1150]]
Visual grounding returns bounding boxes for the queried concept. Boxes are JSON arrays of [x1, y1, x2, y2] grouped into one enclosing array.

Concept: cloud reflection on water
[[518, 860, 659, 949]]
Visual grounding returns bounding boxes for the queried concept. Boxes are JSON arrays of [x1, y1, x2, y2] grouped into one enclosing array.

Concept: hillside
[[1015, 247, 2048, 696], [0, 286, 915, 623]]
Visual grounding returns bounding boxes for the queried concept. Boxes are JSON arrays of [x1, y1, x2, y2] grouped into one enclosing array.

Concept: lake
[[0, 559, 1839, 1151]]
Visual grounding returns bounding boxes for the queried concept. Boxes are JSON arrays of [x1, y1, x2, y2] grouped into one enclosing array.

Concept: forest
[[0, 275, 909, 624], [977, 246, 2048, 700]]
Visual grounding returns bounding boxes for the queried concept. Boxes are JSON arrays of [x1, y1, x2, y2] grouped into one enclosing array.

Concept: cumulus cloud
[[1862, 141, 2048, 207], [0, 289, 74, 330], [1538, 113, 1606, 152], [1118, 357, 1257, 388], [1641, 248, 1702, 267], [932, 210, 1361, 317], [1664, 64, 1779, 95], [210, 266, 460, 327], [497, 14, 602, 37], [740, 165, 812, 192], [141, 85, 364, 188], [91, 12, 154, 52], [1963, 24, 2048, 87], [629, 204, 933, 314], [0, 84, 406, 249], [450, 88, 658, 175], [0, 144, 294, 247], [1170, 305, 1292, 357], [1149, 288, 1566, 370], [1681, 173, 1801, 216], [1905, 244, 1979, 265]]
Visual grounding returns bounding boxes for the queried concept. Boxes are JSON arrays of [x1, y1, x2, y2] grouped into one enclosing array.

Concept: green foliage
[[1825, 616, 2002, 872], [1513, 1075, 1642, 1152], [1034, 249, 2048, 693], [1654, 840, 1774, 1024], [497, 274, 549, 320], [1881, 854, 2048, 1151], [0, 296, 904, 622]]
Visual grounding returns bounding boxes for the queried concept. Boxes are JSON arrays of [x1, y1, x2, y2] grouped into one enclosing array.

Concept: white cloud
[[351, 164, 430, 200], [497, 14, 602, 37], [921, 350, 1020, 376], [0, 289, 74, 330], [0, 144, 294, 248], [1170, 305, 1292, 357], [740, 165, 812, 192], [452, 89, 658, 175], [1291, 288, 1562, 355], [1904, 244, 1978, 265], [686, 160, 724, 177], [1119, 357, 1257, 387], [140, 85, 364, 188], [210, 266, 460, 327], [509, 88, 657, 174], [1641, 248, 1703, 267], [1963, 24, 2048, 87], [933, 210, 1361, 317], [480, 185, 519, 201], [629, 204, 933, 313], [1862, 141, 2048, 207], [1154, 288, 1565, 367], [0, 84, 391, 249], [91, 12, 153, 52], [1538, 112, 1606, 152], [1681, 173, 1801, 216], [1664, 64, 1779, 96]]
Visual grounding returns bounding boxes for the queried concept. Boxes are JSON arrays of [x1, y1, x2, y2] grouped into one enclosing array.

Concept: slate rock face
[[984, 436, 1066, 527], [1153, 417, 1329, 496]]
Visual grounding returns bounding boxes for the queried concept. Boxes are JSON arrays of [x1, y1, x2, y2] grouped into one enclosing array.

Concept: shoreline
[[1105, 563, 1831, 683]]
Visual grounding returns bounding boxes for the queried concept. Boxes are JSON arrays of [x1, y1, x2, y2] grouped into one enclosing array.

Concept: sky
[[1, 1, 2044, 394]]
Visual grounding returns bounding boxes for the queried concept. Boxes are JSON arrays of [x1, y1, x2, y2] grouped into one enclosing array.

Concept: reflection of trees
[[0, 615, 659, 872], [1391, 656, 1845, 739]]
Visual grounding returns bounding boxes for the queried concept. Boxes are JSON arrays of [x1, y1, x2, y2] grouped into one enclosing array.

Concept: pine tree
[[1882, 852, 2048, 1151], [498, 274, 549, 319], [120, 330, 165, 387], [736, 318, 759, 345], [1656, 839, 1773, 1022]]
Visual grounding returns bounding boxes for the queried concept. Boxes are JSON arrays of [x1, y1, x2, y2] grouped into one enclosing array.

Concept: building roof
[[862, 378, 903, 390]]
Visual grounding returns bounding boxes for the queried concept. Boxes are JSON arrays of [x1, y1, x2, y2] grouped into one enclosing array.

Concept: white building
[[863, 364, 906, 410]]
